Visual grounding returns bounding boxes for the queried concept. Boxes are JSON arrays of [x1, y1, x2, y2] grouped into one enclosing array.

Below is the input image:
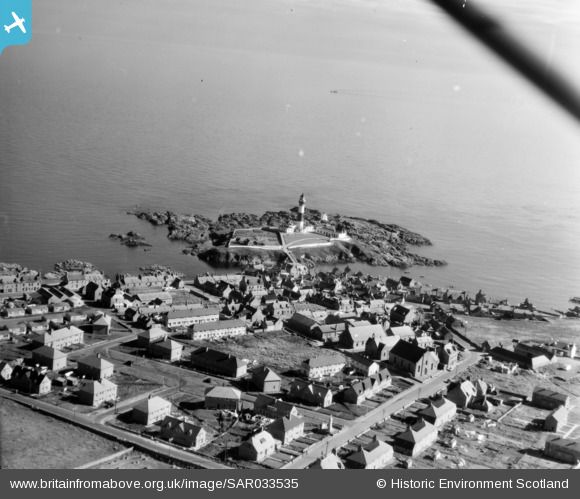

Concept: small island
[[109, 231, 152, 249], [130, 194, 447, 269]]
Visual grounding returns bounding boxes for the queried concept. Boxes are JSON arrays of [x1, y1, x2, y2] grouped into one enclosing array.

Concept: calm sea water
[[0, 0, 579, 312]]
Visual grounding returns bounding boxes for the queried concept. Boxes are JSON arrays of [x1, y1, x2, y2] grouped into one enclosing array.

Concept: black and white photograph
[[0, 0, 579, 473]]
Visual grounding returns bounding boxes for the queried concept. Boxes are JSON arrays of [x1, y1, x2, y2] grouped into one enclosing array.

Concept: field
[[459, 316, 580, 347], [95, 451, 180, 469], [185, 330, 327, 377], [0, 398, 123, 469]]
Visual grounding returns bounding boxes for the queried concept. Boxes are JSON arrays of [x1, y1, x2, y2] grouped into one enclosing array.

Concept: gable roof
[[347, 437, 393, 466], [396, 418, 437, 444], [252, 366, 282, 384], [303, 355, 345, 368], [133, 396, 171, 413], [533, 386, 569, 404], [32, 346, 67, 360], [161, 416, 205, 438], [205, 386, 242, 400], [191, 319, 246, 332], [266, 415, 304, 433], [79, 378, 117, 394], [419, 397, 456, 419], [244, 430, 275, 452], [390, 340, 428, 363], [77, 355, 114, 371]]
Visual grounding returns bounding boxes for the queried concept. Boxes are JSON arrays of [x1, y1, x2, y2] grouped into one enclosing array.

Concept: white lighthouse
[[298, 193, 306, 232]]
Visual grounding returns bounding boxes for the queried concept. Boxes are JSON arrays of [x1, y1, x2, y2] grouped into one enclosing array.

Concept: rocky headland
[[129, 207, 447, 269]]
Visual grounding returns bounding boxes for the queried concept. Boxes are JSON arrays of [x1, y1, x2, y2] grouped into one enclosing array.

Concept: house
[[390, 304, 416, 325], [31, 326, 84, 349], [64, 311, 88, 323], [48, 302, 71, 314], [266, 415, 305, 445], [285, 312, 319, 337], [266, 301, 295, 320], [446, 380, 477, 409], [545, 406, 569, 432], [78, 379, 118, 406], [92, 314, 111, 335], [310, 322, 346, 343], [300, 355, 345, 380], [532, 387, 570, 409], [347, 352, 379, 377], [84, 281, 104, 302], [251, 366, 282, 393], [10, 366, 51, 395], [514, 341, 556, 362], [0, 272, 41, 295], [26, 319, 49, 334], [253, 394, 299, 419], [188, 319, 247, 340], [339, 323, 386, 351], [3, 307, 25, 318], [289, 379, 333, 407], [345, 436, 394, 469], [388, 341, 439, 380], [489, 346, 550, 369], [365, 334, 400, 361], [418, 397, 457, 428], [543, 435, 580, 464], [238, 430, 277, 462], [343, 368, 392, 405], [413, 333, 434, 349], [546, 340, 577, 359], [137, 327, 168, 347], [150, 339, 183, 362], [393, 418, 438, 457], [77, 354, 114, 379], [481, 339, 502, 352], [204, 386, 242, 410], [0, 361, 13, 381], [2, 322, 27, 336], [387, 325, 416, 342], [190, 347, 247, 378], [26, 304, 49, 316], [63, 271, 109, 291], [439, 343, 459, 369], [132, 396, 172, 425], [32, 346, 68, 371], [310, 453, 345, 469], [164, 307, 219, 328], [160, 416, 207, 449]]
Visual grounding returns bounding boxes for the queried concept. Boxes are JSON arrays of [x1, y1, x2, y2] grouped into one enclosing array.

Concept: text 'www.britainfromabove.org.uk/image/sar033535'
[[0, 0, 31, 55]]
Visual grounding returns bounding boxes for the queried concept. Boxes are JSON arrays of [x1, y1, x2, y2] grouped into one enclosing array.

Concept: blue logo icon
[[1, 0, 31, 55]]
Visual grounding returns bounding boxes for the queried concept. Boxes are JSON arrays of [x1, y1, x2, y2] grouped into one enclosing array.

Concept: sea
[[0, 0, 579, 313]]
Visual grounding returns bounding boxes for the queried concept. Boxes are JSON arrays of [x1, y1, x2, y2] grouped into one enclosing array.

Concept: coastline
[[129, 207, 447, 269]]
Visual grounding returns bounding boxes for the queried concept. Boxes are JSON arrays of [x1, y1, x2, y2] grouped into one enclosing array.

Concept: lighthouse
[[298, 193, 306, 232]]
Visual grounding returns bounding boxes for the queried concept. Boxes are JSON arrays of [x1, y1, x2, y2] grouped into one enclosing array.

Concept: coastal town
[[1, 196, 579, 470]]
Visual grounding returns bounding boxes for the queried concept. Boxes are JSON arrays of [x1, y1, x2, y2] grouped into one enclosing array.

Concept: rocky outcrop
[[109, 231, 151, 248], [129, 207, 447, 269]]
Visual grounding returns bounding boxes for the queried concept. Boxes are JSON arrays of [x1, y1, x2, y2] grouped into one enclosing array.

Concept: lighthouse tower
[[298, 193, 306, 232]]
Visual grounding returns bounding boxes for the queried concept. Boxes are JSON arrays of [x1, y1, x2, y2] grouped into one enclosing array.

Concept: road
[[282, 350, 481, 469]]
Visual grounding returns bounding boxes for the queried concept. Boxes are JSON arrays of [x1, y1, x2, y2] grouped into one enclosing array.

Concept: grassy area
[[188, 330, 331, 376], [95, 451, 180, 469], [0, 398, 123, 469], [460, 316, 580, 346]]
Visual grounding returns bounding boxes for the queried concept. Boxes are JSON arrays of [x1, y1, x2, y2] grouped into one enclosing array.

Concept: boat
[[569, 297, 580, 304]]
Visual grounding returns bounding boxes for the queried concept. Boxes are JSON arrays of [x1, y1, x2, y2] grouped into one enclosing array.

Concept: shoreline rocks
[[109, 231, 152, 248], [129, 207, 447, 269]]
